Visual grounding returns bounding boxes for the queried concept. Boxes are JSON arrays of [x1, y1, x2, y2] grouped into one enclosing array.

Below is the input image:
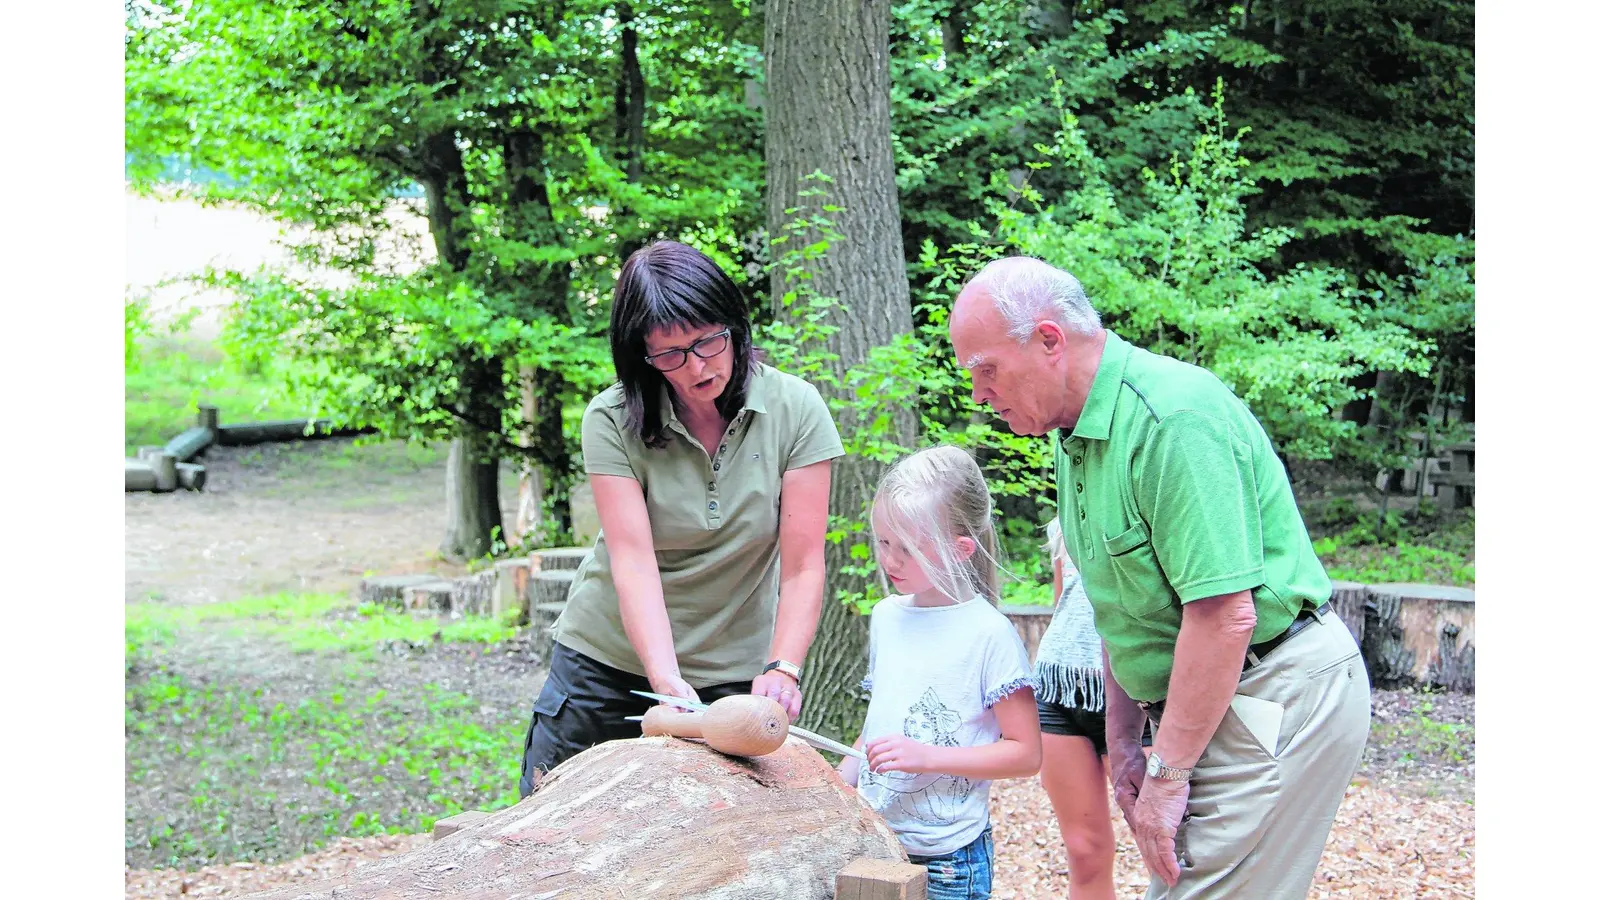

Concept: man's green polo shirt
[[1054, 331, 1331, 702]]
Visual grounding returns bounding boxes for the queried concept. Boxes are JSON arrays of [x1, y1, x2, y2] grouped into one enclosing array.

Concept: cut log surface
[[837, 858, 929, 900], [527, 546, 591, 572], [240, 738, 906, 900], [359, 575, 440, 609], [999, 604, 1054, 665], [175, 462, 207, 491], [149, 450, 179, 492], [1365, 583, 1475, 692]]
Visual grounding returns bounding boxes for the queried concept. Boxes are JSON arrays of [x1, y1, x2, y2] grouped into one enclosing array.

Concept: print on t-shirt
[[860, 688, 975, 826]]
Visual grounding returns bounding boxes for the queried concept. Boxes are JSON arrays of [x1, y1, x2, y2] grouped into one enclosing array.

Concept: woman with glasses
[[517, 240, 845, 796]]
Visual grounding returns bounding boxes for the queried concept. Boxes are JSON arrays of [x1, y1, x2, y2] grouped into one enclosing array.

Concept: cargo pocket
[[519, 677, 572, 797]]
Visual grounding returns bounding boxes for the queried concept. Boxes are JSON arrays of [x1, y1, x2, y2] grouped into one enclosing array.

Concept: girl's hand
[[864, 735, 938, 774]]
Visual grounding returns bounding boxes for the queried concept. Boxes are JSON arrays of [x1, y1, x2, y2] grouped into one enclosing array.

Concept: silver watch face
[[1146, 753, 1161, 777]]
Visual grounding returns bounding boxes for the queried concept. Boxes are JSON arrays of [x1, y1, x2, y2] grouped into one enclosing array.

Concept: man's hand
[[864, 735, 938, 775], [1131, 775, 1190, 888], [1108, 736, 1147, 829], [751, 671, 802, 721]]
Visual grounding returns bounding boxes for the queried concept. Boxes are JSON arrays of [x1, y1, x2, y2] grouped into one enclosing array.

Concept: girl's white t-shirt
[[857, 595, 1035, 857]]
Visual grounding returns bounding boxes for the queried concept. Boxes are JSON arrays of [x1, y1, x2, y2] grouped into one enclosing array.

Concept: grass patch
[[1369, 697, 1475, 766], [126, 334, 313, 455], [127, 592, 519, 659], [125, 594, 527, 868], [125, 666, 524, 868]]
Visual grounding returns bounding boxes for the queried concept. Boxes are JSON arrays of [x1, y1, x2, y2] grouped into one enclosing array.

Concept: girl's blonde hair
[[1044, 516, 1065, 563], [871, 445, 1002, 604]]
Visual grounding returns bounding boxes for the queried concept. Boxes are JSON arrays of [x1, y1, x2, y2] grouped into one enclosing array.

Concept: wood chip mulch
[[125, 776, 1471, 899]]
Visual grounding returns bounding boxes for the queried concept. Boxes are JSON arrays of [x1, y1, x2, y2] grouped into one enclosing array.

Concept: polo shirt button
[[1073, 456, 1083, 465], [1079, 509, 1087, 520], [713, 462, 720, 470], [1075, 483, 1083, 493], [709, 500, 719, 511], [708, 482, 716, 490]]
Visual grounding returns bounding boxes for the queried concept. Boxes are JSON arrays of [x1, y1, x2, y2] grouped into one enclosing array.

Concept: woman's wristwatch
[[762, 659, 802, 685]]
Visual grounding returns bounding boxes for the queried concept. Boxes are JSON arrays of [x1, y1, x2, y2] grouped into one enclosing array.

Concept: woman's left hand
[[751, 672, 802, 722]]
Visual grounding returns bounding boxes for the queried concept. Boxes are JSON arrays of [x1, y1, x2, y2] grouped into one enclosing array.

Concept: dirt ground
[[125, 438, 1473, 899]]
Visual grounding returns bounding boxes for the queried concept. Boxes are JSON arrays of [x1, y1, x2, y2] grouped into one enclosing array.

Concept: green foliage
[[1307, 501, 1474, 586], [994, 83, 1430, 461], [125, 333, 315, 455]]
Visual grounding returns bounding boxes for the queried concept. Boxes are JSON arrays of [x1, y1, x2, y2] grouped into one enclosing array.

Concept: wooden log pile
[[239, 737, 914, 900], [126, 404, 378, 493]]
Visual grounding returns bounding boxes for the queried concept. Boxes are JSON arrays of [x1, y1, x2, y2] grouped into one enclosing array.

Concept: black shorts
[[1035, 698, 1155, 757], [517, 641, 753, 798]]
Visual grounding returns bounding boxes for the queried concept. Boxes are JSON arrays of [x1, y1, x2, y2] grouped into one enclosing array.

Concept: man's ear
[[1037, 320, 1069, 358], [953, 534, 977, 563]]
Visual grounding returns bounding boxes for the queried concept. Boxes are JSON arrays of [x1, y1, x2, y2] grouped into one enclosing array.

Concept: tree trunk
[[615, 2, 647, 263], [440, 437, 503, 561], [766, 0, 917, 744], [239, 739, 906, 900]]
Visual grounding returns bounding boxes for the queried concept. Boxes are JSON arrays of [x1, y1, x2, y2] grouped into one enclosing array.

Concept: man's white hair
[[965, 256, 1101, 341]]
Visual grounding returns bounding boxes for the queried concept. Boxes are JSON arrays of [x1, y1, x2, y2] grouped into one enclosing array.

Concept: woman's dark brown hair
[[610, 241, 760, 448]]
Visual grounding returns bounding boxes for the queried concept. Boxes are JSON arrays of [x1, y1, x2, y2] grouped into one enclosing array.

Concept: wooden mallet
[[633, 694, 790, 757]]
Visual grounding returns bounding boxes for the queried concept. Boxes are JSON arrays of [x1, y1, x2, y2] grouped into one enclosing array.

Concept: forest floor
[[124, 438, 1473, 899]]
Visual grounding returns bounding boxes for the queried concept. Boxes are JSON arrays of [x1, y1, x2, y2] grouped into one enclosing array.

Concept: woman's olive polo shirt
[[555, 364, 845, 686], [1054, 332, 1332, 702]]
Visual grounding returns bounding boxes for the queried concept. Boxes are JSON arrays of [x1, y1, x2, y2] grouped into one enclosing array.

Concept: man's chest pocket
[[1101, 519, 1172, 619]]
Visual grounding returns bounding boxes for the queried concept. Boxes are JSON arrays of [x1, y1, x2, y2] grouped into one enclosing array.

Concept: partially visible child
[[837, 446, 1041, 900], [1032, 517, 1117, 900]]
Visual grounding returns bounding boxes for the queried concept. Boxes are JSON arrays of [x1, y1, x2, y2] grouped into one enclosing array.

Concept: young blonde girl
[[838, 446, 1041, 900]]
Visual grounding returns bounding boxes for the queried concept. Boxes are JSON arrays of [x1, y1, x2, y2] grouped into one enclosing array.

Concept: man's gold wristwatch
[[762, 659, 802, 685], [1145, 752, 1193, 783]]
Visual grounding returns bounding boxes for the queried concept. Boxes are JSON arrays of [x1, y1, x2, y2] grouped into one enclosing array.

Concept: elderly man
[[949, 256, 1371, 898]]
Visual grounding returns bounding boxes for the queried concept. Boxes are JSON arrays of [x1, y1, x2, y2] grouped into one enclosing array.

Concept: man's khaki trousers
[[1146, 612, 1372, 899]]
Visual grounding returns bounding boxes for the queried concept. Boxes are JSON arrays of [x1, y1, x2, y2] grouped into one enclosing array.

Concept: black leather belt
[[1138, 602, 1332, 721]]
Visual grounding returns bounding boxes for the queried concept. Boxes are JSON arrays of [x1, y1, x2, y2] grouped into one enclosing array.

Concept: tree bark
[[239, 739, 905, 900], [766, 0, 917, 744], [440, 436, 503, 561], [1364, 583, 1475, 692]]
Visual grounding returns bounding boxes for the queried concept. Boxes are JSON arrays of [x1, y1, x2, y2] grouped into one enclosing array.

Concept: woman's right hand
[[647, 671, 701, 709]]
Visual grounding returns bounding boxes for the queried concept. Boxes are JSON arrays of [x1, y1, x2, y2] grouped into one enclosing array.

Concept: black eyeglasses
[[644, 329, 732, 372]]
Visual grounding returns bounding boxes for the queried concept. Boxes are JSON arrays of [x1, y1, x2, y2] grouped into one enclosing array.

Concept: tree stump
[[527, 546, 591, 572], [450, 570, 497, 617], [197, 404, 220, 431], [525, 570, 575, 628], [240, 738, 906, 900], [1328, 581, 1369, 652], [1364, 583, 1475, 691], [359, 575, 439, 609], [998, 604, 1053, 665], [402, 581, 455, 616], [493, 558, 530, 621], [147, 449, 179, 492]]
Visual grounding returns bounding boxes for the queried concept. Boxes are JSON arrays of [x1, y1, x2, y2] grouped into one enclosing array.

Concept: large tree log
[[1364, 583, 1475, 691], [450, 570, 497, 617], [241, 738, 906, 900], [165, 425, 214, 462], [125, 459, 157, 492], [215, 420, 376, 445]]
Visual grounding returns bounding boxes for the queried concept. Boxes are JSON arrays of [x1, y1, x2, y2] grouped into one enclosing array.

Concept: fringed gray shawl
[[1033, 561, 1105, 712]]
